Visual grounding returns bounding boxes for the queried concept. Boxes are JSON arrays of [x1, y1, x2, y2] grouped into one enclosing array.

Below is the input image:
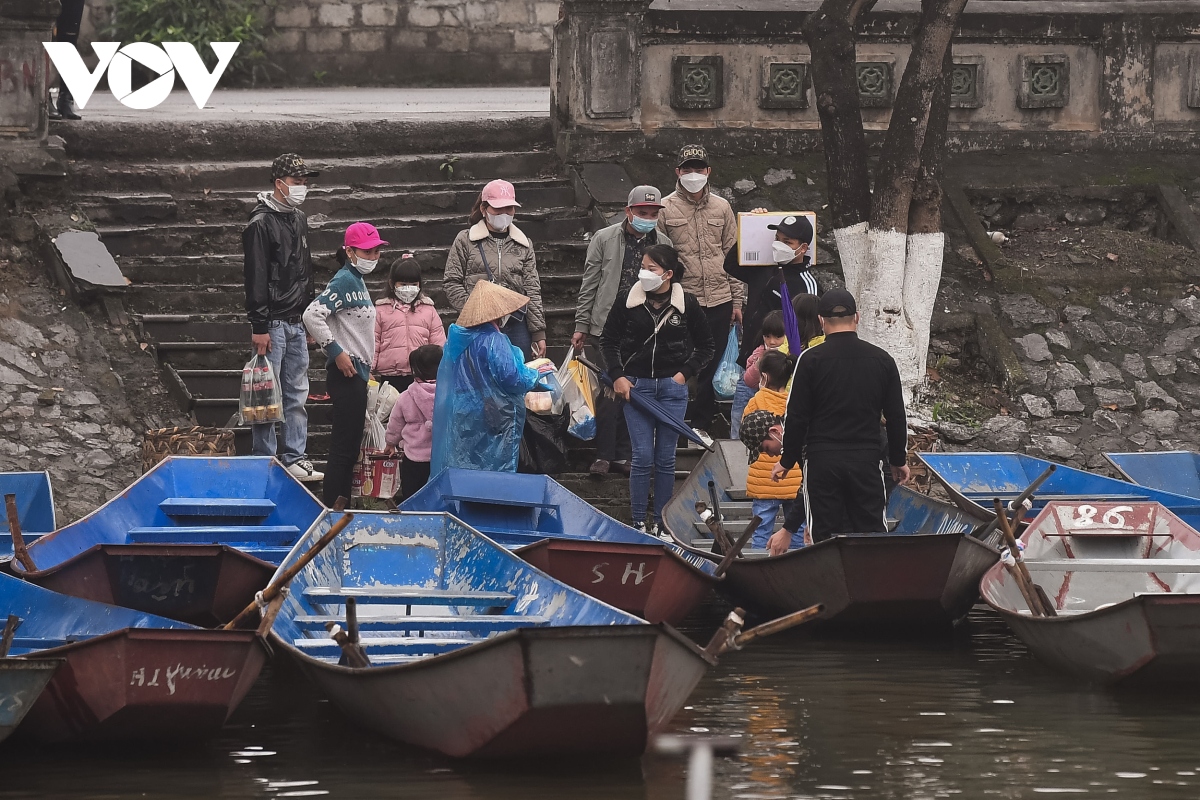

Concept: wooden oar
[[324, 596, 370, 668], [706, 481, 733, 554], [993, 498, 1053, 617], [1006, 501, 1058, 617], [5, 494, 36, 573], [1, 615, 19, 657], [713, 516, 760, 578], [223, 512, 354, 631], [974, 464, 1056, 545], [703, 604, 824, 657], [696, 501, 734, 555]]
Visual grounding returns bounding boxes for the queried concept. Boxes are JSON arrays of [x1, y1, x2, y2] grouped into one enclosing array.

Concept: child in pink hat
[[303, 221, 387, 506]]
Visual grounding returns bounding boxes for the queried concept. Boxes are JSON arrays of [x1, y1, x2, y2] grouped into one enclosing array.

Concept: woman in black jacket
[[601, 245, 715, 536]]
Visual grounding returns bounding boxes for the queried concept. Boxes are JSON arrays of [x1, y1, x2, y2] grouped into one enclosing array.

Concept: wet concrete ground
[[5, 601, 1200, 799]]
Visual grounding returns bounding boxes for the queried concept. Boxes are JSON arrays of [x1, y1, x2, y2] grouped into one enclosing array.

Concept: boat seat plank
[[293, 614, 548, 632], [160, 497, 276, 518], [1025, 558, 1200, 572], [444, 491, 558, 510], [127, 525, 301, 544], [303, 587, 515, 606], [966, 492, 1155, 503], [293, 637, 478, 656], [10, 637, 69, 650]]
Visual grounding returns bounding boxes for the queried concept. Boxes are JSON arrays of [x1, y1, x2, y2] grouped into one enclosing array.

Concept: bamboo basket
[[141, 426, 236, 473]]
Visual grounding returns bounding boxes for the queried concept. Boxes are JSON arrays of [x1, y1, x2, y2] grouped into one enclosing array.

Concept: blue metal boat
[[15, 456, 324, 568], [270, 510, 714, 758], [1103, 451, 1200, 499], [0, 572, 269, 742], [663, 441, 997, 628], [919, 452, 1200, 528], [400, 469, 718, 624], [0, 471, 55, 558], [0, 659, 60, 744]]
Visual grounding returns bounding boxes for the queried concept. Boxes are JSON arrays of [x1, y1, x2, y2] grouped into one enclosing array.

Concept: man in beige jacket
[[658, 144, 743, 436]]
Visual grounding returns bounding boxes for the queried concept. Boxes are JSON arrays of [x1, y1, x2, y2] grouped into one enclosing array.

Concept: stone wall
[[80, 0, 557, 86], [553, 0, 1200, 160]]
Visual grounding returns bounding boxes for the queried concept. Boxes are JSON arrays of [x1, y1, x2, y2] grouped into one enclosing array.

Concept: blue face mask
[[629, 215, 658, 234]]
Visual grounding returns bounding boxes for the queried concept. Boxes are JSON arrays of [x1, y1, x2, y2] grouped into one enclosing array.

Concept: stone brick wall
[[80, 0, 557, 86]]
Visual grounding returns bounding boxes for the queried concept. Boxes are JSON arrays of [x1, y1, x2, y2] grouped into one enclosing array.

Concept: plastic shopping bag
[[563, 359, 597, 441], [362, 379, 399, 451], [353, 448, 400, 498], [711, 327, 743, 400], [238, 354, 283, 425], [525, 356, 567, 415]]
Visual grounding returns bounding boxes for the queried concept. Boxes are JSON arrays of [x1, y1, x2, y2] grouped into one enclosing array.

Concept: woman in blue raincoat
[[431, 280, 552, 473]]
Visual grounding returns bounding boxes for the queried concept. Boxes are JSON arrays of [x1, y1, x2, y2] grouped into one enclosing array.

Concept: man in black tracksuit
[[769, 289, 910, 554]]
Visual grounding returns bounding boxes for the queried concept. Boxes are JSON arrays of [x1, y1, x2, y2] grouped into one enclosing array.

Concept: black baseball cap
[[768, 214, 814, 242], [818, 288, 857, 318], [271, 153, 320, 180], [739, 409, 783, 462], [676, 144, 709, 168]]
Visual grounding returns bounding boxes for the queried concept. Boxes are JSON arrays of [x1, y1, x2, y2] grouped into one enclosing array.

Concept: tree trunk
[[804, 0, 877, 230]]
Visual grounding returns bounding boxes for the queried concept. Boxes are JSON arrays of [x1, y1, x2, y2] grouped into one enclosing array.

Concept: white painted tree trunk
[[831, 223, 944, 406]]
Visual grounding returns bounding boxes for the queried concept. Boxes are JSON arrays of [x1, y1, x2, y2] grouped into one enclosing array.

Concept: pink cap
[[344, 222, 388, 250], [480, 179, 521, 209]]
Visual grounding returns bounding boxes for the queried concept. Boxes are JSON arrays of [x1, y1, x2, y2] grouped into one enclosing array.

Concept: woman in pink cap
[[303, 221, 386, 506], [442, 179, 545, 359]]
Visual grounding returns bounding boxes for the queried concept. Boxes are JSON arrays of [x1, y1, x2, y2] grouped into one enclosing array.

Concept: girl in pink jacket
[[373, 254, 448, 393], [384, 344, 442, 500]]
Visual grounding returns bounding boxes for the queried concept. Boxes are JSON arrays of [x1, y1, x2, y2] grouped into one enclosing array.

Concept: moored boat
[[13, 456, 324, 570], [0, 659, 60, 744], [663, 441, 997, 629], [980, 500, 1200, 684], [0, 471, 55, 559], [0, 572, 269, 743], [1103, 451, 1200, 499], [270, 509, 714, 758], [919, 452, 1200, 528], [400, 469, 718, 624]]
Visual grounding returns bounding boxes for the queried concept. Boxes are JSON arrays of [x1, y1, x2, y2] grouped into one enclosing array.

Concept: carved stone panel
[[857, 60, 894, 108], [760, 58, 809, 110], [671, 55, 723, 111], [950, 57, 984, 109], [585, 28, 635, 118], [1019, 54, 1070, 109]]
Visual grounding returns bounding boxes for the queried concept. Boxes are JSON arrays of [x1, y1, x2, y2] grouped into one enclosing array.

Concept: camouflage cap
[[271, 153, 320, 180], [739, 409, 784, 463], [676, 143, 709, 168]]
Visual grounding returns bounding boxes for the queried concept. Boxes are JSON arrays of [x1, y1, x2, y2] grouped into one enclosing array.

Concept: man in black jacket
[[769, 289, 910, 553], [243, 153, 322, 482]]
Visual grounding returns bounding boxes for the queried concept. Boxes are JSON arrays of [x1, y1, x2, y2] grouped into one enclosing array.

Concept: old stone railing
[[552, 0, 1200, 160], [0, 0, 63, 184]]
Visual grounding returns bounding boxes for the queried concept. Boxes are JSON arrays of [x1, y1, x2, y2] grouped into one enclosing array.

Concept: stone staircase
[[64, 124, 704, 512]]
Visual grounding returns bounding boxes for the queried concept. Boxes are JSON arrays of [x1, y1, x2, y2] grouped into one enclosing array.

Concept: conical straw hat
[[457, 280, 530, 327]]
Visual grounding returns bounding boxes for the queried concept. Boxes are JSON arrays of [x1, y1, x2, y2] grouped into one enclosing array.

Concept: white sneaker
[[287, 459, 324, 482]]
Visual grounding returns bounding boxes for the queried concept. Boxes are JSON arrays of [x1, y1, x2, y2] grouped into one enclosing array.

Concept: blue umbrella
[[577, 357, 713, 452]]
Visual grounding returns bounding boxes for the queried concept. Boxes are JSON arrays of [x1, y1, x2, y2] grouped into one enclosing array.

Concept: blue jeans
[[251, 320, 310, 466], [729, 377, 757, 439], [623, 376, 689, 525], [750, 498, 802, 550]]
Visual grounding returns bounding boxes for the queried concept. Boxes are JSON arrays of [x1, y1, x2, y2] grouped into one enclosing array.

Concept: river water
[[4, 602, 1199, 799]]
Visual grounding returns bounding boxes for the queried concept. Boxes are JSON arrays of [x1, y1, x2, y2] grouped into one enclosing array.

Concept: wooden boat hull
[[0, 659, 60, 743], [719, 532, 998, 629], [18, 628, 267, 743], [402, 469, 718, 623], [278, 625, 707, 758], [516, 540, 713, 625], [19, 544, 274, 626]]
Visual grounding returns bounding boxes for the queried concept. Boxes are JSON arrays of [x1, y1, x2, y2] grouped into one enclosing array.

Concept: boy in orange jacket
[[739, 351, 804, 549]]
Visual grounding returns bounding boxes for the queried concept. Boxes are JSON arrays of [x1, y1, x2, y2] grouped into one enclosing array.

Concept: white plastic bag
[[238, 354, 283, 425]]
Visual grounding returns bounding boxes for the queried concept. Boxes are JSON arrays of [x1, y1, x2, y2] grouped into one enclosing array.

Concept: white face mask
[[772, 240, 799, 264], [486, 212, 513, 230], [638, 269, 664, 293], [679, 172, 708, 193], [352, 256, 378, 275], [284, 183, 308, 207], [395, 285, 420, 303]]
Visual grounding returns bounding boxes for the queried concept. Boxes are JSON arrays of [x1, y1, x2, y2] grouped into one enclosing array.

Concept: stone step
[[114, 240, 590, 285], [97, 208, 589, 256], [80, 178, 577, 225]]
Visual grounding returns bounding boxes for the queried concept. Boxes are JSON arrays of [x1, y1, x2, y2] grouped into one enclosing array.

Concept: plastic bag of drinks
[[238, 354, 284, 425]]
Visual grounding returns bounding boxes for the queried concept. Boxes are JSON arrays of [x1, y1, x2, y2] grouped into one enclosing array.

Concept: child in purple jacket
[[383, 344, 443, 500]]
